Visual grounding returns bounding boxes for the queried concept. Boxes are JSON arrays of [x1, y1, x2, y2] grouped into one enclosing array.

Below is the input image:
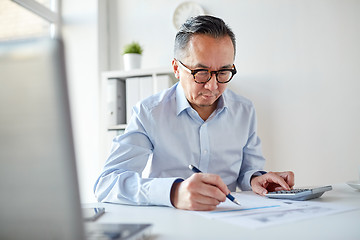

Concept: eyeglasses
[[177, 60, 237, 84]]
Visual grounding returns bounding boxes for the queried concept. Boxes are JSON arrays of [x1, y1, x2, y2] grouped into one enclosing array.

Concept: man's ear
[[172, 59, 180, 79]]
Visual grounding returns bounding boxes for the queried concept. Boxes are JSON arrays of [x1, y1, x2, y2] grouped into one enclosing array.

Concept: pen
[[188, 164, 241, 206]]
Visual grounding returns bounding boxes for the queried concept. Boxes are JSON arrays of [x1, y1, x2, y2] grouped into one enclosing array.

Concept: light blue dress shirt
[[94, 82, 266, 207]]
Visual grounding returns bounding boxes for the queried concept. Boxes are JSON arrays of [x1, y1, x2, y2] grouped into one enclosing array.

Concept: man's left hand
[[251, 171, 295, 196]]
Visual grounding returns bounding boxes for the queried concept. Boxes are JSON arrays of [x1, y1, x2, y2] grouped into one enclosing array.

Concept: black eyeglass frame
[[177, 59, 237, 84]]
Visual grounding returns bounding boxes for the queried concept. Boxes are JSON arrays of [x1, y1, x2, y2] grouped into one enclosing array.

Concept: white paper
[[192, 191, 356, 229]]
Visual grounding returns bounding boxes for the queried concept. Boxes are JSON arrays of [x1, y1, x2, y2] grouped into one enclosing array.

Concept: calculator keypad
[[272, 189, 310, 194], [265, 186, 332, 201]]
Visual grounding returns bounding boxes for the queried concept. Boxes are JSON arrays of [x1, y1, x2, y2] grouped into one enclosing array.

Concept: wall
[[108, 0, 360, 186]]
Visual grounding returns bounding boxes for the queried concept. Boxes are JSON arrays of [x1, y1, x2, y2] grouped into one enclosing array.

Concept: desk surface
[[84, 183, 360, 240]]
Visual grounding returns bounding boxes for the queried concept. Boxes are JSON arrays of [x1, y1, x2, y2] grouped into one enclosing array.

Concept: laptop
[[0, 38, 151, 240]]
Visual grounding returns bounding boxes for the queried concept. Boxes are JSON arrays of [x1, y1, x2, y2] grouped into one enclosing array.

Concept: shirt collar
[[175, 83, 228, 116], [176, 83, 192, 116]]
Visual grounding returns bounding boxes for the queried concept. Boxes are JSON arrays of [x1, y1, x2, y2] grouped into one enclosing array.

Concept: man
[[94, 15, 294, 211]]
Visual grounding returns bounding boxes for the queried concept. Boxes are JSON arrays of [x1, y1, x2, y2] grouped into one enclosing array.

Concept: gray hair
[[174, 15, 236, 60]]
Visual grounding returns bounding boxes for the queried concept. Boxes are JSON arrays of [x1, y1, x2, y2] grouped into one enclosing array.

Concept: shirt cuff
[[148, 177, 184, 207], [241, 170, 267, 191], [251, 170, 267, 178]]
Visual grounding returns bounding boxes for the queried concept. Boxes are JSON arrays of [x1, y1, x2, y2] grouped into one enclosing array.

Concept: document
[[192, 191, 355, 229]]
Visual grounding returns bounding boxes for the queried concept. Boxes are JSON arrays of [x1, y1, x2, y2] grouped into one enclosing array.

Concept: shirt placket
[[198, 123, 210, 172]]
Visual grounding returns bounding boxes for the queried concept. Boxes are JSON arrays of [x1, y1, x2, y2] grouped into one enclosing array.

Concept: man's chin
[[198, 101, 216, 108], [193, 96, 219, 108]]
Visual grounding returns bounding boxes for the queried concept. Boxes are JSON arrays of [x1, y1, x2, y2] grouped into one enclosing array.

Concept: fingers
[[198, 173, 230, 196], [253, 186, 268, 196], [170, 173, 229, 211], [266, 172, 291, 190], [186, 191, 223, 211], [251, 171, 295, 196], [270, 171, 295, 190], [250, 175, 270, 195], [281, 171, 295, 188], [189, 173, 228, 203]]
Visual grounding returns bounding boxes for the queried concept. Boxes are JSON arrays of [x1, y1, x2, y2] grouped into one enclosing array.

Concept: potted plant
[[122, 41, 143, 70]]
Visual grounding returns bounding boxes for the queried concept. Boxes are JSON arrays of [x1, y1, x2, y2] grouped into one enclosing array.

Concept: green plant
[[122, 41, 143, 55]]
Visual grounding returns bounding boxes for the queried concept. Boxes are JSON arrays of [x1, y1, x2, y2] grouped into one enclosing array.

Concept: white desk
[[84, 184, 360, 240]]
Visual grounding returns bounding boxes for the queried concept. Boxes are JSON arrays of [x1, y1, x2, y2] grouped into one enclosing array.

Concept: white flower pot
[[123, 53, 142, 71]]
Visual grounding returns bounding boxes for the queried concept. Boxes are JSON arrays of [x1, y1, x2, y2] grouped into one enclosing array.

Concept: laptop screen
[[0, 38, 84, 240]]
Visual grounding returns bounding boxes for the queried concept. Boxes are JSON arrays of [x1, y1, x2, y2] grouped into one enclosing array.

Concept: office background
[[57, 0, 360, 203]]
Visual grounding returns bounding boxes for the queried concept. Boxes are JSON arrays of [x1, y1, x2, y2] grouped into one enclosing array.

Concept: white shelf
[[108, 124, 127, 130], [102, 67, 173, 80]]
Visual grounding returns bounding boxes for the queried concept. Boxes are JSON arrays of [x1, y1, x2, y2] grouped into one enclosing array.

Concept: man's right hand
[[170, 173, 229, 211]]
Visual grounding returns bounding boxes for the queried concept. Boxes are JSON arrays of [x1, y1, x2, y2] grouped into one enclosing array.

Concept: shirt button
[[203, 150, 208, 154]]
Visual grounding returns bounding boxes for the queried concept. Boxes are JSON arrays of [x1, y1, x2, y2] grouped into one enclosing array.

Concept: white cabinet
[[100, 67, 177, 159]]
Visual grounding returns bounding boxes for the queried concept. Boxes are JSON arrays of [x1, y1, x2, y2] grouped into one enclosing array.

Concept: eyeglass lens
[[195, 70, 233, 83]]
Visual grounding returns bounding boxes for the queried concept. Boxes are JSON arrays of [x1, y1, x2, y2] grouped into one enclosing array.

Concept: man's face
[[173, 34, 235, 113]]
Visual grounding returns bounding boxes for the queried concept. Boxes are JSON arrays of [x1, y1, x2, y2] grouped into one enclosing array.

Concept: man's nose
[[204, 73, 218, 90]]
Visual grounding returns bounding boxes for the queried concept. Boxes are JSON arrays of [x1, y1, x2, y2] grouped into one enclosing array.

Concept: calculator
[[265, 185, 333, 201]]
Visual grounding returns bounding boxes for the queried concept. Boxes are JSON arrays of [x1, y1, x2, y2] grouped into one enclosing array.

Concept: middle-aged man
[[94, 15, 294, 211]]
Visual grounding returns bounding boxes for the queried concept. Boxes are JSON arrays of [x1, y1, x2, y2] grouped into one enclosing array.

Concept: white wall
[[109, 0, 360, 186], [62, 0, 99, 203]]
